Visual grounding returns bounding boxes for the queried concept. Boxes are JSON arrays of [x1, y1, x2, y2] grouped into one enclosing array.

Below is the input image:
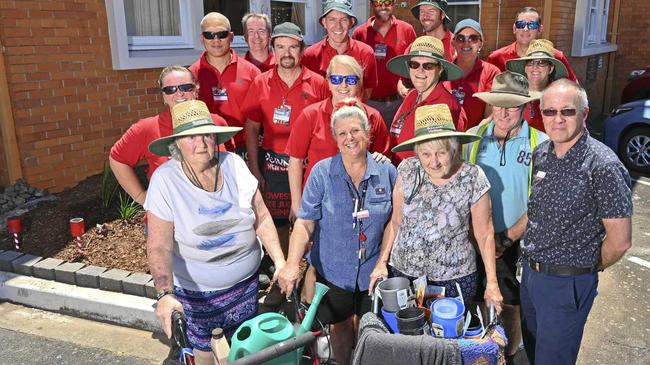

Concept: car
[[621, 66, 650, 104], [602, 98, 650, 174]]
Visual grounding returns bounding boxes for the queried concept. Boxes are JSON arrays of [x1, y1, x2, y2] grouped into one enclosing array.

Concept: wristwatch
[[156, 288, 174, 301], [498, 231, 515, 248]]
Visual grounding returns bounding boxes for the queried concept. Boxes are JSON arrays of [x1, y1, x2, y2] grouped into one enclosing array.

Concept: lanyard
[[346, 179, 369, 260]]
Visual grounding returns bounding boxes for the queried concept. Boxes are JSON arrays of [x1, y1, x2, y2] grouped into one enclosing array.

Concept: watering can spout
[[297, 283, 329, 336]]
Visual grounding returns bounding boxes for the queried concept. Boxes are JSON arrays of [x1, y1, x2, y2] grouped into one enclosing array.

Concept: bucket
[[377, 277, 411, 312], [396, 307, 430, 336], [429, 297, 465, 338], [463, 310, 483, 339], [380, 307, 399, 334]]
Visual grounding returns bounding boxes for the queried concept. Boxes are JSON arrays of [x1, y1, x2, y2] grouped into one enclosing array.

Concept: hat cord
[[180, 151, 221, 192]]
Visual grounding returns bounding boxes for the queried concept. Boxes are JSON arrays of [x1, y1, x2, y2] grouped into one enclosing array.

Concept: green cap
[[272, 22, 303, 41]]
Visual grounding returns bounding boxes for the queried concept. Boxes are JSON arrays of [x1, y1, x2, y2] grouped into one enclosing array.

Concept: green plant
[[101, 164, 119, 208], [117, 192, 143, 221]]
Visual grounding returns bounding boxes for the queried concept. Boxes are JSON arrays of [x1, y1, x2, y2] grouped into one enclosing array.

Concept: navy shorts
[[315, 271, 372, 325]]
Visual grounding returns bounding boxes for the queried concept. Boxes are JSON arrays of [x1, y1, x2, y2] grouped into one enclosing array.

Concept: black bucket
[[396, 307, 429, 336]]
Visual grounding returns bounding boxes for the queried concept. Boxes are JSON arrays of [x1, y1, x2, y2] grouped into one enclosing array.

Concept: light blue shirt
[[465, 121, 548, 232], [299, 152, 397, 291]]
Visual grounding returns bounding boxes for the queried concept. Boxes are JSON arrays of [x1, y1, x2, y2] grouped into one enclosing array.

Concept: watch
[[499, 231, 515, 248], [156, 288, 174, 301]]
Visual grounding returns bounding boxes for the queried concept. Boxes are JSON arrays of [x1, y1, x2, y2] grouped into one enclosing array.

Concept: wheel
[[618, 126, 650, 174]]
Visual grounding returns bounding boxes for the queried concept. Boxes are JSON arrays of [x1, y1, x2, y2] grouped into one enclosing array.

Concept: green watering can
[[228, 282, 329, 365]]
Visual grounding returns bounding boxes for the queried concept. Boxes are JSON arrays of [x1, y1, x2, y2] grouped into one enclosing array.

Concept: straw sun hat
[[473, 71, 541, 108], [505, 39, 569, 79], [392, 104, 480, 153], [387, 36, 463, 81], [148, 100, 241, 157]]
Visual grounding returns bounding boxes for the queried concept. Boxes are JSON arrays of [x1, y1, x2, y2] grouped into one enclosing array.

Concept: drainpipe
[[495, 0, 502, 49], [542, 0, 553, 40], [603, 0, 622, 112], [0, 39, 23, 184]]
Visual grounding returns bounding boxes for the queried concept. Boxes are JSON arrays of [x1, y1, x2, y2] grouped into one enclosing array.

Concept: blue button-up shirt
[[299, 152, 397, 291]]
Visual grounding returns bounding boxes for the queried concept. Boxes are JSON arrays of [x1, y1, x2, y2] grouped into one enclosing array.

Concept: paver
[[0, 250, 24, 272], [54, 262, 86, 285], [11, 254, 43, 276], [144, 279, 157, 300], [122, 272, 152, 297], [32, 258, 64, 280], [99, 269, 130, 292], [75, 265, 107, 288]]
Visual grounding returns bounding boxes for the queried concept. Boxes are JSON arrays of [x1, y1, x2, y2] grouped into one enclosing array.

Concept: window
[[571, 0, 616, 56], [125, 0, 193, 51], [445, 0, 481, 25]]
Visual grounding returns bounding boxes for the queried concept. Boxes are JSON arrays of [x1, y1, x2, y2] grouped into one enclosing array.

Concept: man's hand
[[371, 152, 390, 164]]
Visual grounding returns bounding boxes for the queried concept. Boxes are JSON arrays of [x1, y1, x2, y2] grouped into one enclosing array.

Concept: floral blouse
[[390, 158, 490, 281]]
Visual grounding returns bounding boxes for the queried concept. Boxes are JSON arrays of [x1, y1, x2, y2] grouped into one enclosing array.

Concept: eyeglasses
[[371, 0, 395, 6], [454, 34, 481, 44], [329, 74, 360, 86], [541, 108, 578, 117], [514, 20, 540, 30], [407, 60, 440, 71], [246, 29, 269, 37], [202, 30, 230, 40], [525, 59, 552, 68], [161, 83, 196, 95]]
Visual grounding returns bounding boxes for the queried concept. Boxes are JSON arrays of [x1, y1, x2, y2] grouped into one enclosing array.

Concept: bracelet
[[156, 288, 174, 301]]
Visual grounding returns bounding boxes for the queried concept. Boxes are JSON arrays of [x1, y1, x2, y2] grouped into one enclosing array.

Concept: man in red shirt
[[302, 0, 378, 99], [487, 6, 577, 82], [411, 1, 455, 61], [352, 0, 416, 126], [241, 22, 328, 232], [190, 12, 261, 158], [242, 13, 275, 73]]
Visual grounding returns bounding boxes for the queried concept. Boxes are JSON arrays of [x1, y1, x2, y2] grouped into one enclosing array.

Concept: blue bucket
[[381, 307, 400, 334], [429, 297, 465, 338]]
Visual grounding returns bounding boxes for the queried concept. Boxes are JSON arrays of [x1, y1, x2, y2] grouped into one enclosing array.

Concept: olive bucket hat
[[392, 104, 480, 152], [411, 0, 452, 25], [320, 0, 357, 26], [386, 36, 463, 81], [148, 100, 241, 157], [473, 71, 541, 108], [505, 39, 569, 79]]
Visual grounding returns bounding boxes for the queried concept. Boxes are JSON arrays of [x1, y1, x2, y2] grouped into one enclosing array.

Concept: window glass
[[203, 0, 248, 34], [271, 1, 306, 31], [446, 1, 480, 25]]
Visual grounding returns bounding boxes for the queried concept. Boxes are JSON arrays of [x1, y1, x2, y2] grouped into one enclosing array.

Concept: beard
[[280, 56, 296, 69]]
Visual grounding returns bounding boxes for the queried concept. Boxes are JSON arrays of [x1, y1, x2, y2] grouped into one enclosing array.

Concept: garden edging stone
[[11, 254, 43, 276]]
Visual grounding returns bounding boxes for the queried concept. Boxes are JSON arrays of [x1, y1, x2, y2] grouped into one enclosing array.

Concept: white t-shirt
[[145, 152, 261, 291]]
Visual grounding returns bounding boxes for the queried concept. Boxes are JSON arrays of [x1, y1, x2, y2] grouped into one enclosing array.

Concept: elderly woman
[[387, 35, 468, 165], [505, 39, 569, 132], [370, 104, 503, 312], [279, 105, 397, 365], [445, 19, 500, 130], [145, 100, 286, 365]]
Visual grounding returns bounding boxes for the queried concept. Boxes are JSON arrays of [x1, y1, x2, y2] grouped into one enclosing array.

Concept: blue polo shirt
[[465, 121, 548, 232], [299, 152, 397, 291]]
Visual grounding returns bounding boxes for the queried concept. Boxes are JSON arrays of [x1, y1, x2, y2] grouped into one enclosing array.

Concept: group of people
[[108, 1, 633, 365]]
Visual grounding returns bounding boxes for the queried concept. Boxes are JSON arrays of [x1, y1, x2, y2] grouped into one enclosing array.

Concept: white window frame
[[445, 0, 482, 24], [571, 0, 616, 57], [126, 1, 194, 50]]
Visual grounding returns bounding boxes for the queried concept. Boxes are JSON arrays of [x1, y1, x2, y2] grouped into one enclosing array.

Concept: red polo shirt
[[110, 110, 231, 179], [352, 16, 417, 99], [390, 82, 467, 165], [443, 59, 500, 130], [524, 99, 544, 132], [285, 98, 391, 182], [440, 30, 456, 62], [241, 66, 329, 153], [189, 50, 261, 148], [302, 36, 378, 90], [244, 51, 276, 73], [486, 41, 578, 82]]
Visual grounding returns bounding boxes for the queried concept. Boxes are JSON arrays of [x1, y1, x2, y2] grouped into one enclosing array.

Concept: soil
[[0, 173, 149, 273]]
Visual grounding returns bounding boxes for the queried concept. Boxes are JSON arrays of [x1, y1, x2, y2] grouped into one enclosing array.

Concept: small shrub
[[101, 164, 119, 208], [117, 193, 143, 221]]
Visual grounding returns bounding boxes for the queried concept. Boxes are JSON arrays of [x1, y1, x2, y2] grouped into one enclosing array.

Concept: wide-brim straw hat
[[411, 1, 451, 25], [148, 100, 241, 157], [474, 71, 541, 108], [505, 39, 569, 79], [392, 104, 480, 152], [319, 0, 357, 26], [387, 36, 463, 81]]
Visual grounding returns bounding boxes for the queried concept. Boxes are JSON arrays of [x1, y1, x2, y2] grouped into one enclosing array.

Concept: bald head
[[201, 12, 231, 32]]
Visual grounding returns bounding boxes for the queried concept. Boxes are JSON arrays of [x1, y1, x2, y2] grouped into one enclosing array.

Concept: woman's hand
[[277, 263, 301, 298], [371, 152, 390, 164], [155, 294, 184, 339], [368, 262, 388, 296], [484, 281, 504, 315]]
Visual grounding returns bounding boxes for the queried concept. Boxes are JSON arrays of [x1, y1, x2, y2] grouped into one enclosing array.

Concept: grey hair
[[157, 65, 195, 89], [540, 79, 589, 112], [330, 103, 370, 138], [168, 141, 183, 161], [242, 13, 272, 34], [414, 137, 460, 162]]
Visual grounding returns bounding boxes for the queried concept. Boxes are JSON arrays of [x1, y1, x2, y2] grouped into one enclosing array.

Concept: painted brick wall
[[0, 0, 165, 192]]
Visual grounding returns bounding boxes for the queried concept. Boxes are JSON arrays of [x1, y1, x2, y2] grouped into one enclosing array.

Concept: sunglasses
[[329, 74, 360, 86], [161, 83, 195, 95], [202, 30, 230, 40], [515, 20, 541, 30], [454, 34, 481, 44], [371, 0, 395, 6], [526, 59, 552, 68], [407, 60, 440, 70], [541, 108, 578, 117]]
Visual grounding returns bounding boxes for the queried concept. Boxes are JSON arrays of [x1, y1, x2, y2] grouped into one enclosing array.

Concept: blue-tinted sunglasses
[[515, 20, 540, 30], [329, 74, 360, 86]]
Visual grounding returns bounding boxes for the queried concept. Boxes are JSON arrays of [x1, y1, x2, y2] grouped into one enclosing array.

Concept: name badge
[[534, 171, 546, 181], [374, 43, 388, 59], [212, 87, 228, 102], [353, 209, 370, 219], [272, 105, 291, 125]]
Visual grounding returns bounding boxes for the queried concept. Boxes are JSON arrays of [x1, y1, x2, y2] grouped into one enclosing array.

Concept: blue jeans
[[520, 260, 598, 365]]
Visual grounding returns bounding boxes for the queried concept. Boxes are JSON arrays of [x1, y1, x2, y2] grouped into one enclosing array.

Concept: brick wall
[[0, 0, 165, 192]]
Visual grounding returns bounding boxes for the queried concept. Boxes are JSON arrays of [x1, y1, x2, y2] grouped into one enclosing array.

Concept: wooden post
[[0, 39, 23, 184], [542, 0, 553, 40]]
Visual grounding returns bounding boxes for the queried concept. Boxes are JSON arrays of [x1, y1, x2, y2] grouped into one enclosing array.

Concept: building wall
[[0, 0, 165, 192]]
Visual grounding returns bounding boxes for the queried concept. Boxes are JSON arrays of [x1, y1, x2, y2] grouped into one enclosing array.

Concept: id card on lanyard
[[273, 104, 291, 126], [212, 86, 228, 102], [374, 43, 387, 59]]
